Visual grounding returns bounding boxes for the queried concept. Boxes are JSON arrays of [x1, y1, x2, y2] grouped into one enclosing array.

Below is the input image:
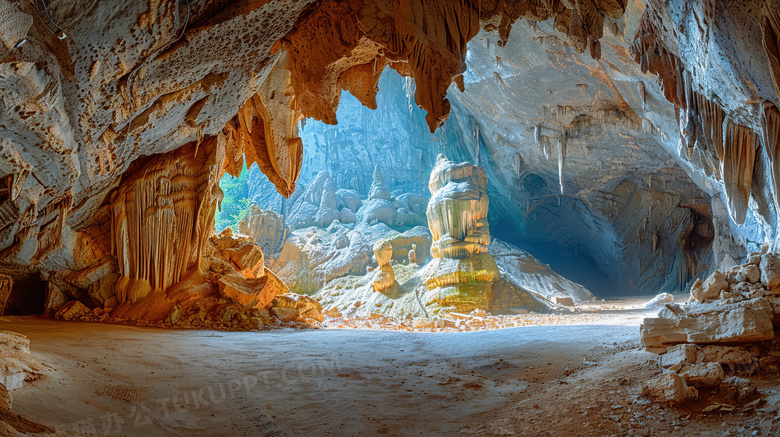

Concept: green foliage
[[215, 163, 251, 232]]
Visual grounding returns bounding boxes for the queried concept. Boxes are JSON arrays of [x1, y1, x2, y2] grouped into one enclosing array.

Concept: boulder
[[0, 332, 29, 354], [356, 199, 396, 226], [225, 243, 265, 278], [691, 271, 728, 302], [644, 292, 673, 308], [0, 331, 33, 391], [641, 298, 775, 350], [641, 372, 698, 405], [336, 189, 362, 212], [43, 282, 69, 315], [696, 345, 753, 366], [210, 228, 254, 251], [271, 294, 323, 322], [769, 296, 780, 324], [217, 271, 286, 308], [87, 272, 119, 307], [729, 264, 760, 284], [679, 362, 724, 386], [554, 297, 574, 306], [54, 300, 90, 321], [717, 376, 758, 403], [760, 253, 780, 292], [339, 207, 356, 224], [660, 344, 698, 371]]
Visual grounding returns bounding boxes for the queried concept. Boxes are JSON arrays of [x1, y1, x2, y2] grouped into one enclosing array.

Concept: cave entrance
[[1, 271, 46, 316]]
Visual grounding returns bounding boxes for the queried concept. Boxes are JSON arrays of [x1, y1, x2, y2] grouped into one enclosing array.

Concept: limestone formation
[[420, 155, 499, 311], [368, 165, 391, 201], [0, 331, 37, 391], [270, 294, 323, 323], [0, 331, 50, 434], [641, 252, 780, 382], [237, 205, 289, 260], [644, 293, 674, 309], [722, 119, 757, 225], [426, 155, 491, 260], [283, 0, 627, 132], [0, 275, 11, 315], [371, 240, 396, 293]]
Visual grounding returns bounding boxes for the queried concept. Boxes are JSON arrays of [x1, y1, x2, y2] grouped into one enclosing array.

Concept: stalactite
[[652, 227, 658, 252], [696, 93, 726, 178], [558, 134, 567, 194], [513, 153, 524, 179], [681, 70, 697, 157], [631, 11, 685, 109], [761, 101, 780, 214], [282, 0, 625, 132], [722, 119, 757, 225], [222, 50, 303, 198]]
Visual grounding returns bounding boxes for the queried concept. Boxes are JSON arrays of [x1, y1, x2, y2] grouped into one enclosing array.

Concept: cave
[[0, 0, 779, 435]]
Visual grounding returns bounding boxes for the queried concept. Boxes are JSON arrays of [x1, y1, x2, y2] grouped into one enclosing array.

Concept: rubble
[[641, 252, 780, 406], [641, 372, 698, 405]]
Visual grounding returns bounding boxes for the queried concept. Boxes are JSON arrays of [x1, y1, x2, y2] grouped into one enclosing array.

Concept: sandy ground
[[2, 296, 779, 436]]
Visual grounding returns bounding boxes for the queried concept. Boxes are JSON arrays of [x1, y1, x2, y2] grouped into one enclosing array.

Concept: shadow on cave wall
[[492, 219, 619, 297], [1, 270, 46, 315]]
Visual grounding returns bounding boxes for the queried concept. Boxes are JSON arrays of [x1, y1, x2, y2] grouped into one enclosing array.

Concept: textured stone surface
[[660, 344, 698, 371]]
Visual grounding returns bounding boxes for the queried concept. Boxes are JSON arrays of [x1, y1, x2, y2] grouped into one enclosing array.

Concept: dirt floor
[[2, 296, 779, 436]]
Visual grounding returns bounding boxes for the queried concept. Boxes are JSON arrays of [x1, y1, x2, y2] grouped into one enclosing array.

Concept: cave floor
[[3, 297, 780, 436]]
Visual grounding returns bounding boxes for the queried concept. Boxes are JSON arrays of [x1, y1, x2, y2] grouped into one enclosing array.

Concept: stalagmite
[[371, 241, 396, 293], [722, 119, 757, 226], [422, 155, 499, 310], [761, 101, 780, 214]]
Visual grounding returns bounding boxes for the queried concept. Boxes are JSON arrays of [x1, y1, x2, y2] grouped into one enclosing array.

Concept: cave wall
[[1, 0, 779, 306]]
